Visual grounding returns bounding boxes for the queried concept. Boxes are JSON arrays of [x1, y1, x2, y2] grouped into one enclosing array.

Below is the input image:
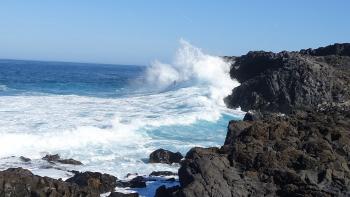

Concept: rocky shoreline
[[1, 43, 349, 197]]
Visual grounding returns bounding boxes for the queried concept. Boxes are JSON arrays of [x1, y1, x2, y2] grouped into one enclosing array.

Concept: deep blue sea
[[0, 42, 243, 196]]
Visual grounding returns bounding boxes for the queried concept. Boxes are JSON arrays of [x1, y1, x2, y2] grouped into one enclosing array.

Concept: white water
[[0, 41, 242, 195]]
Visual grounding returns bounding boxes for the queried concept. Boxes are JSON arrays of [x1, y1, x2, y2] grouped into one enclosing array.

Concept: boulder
[[155, 185, 181, 197], [109, 192, 139, 197], [116, 176, 146, 188], [19, 156, 31, 162], [150, 171, 177, 177], [42, 154, 83, 165], [65, 171, 118, 193], [149, 149, 183, 164], [0, 167, 97, 196]]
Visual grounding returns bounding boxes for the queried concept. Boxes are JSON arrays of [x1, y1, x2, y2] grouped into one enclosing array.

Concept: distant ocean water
[[0, 41, 244, 195]]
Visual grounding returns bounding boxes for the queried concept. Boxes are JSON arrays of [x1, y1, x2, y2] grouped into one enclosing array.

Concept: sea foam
[[0, 40, 243, 181]]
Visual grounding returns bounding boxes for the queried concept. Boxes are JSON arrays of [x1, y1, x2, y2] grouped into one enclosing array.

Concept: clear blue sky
[[0, 0, 349, 65]]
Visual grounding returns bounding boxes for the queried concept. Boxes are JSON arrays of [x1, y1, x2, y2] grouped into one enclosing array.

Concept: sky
[[0, 0, 349, 65]]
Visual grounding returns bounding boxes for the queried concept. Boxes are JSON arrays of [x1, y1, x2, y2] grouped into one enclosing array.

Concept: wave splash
[[0, 40, 243, 179], [145, 39, 239, 106]]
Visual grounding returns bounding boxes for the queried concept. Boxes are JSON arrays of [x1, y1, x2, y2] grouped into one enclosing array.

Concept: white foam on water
[[0, 40, 243, 191]]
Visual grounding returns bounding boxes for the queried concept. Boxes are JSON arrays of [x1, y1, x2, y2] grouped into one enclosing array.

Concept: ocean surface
[[0, 41, 243, 195]]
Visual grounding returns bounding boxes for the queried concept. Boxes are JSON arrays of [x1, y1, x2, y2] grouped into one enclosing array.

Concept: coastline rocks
[[166, 107, 350, 196], [300, 43, 350, 56], [150, 171, 178, 177], [109, 192, 139, 197], [155, 185, 181, 197], [19, 156, 31, 162], [42, 154, 83, 165], [224, 43, 350, 114], [66, 171, 118, 193], [149, 149, 183, 164], [116, 176, 147, 188], [0, 167, 97, 196]]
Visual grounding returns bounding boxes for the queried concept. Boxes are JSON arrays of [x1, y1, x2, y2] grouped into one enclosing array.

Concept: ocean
[[0, 41, 243, 195]]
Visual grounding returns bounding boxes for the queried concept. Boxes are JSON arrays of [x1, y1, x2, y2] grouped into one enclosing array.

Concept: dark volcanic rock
[[42, 154, 60, 162], [149, 149, 183, 164], [109, 191, 139, 197], [116, 176, 147, 188], [19, 156, 31, 162], [155, 185, 181, 197], [242, 110, 263, 121], [66, 171, 118, 193], [160, 43, 350, 196], [150, 171, 178, 177], [42, 154, 83, 165], [300, 43, 350, 56], [168, 106, 350, 196], [224, 43, 350, 114], [0, 167, 97, 196]]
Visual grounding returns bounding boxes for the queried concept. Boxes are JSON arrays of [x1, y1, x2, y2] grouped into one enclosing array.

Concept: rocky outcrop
[[149, 149, 183, 164], [158, 43, 350, 196], [109, 192, 139, 197], [116, 176, 147, 188], [66, 171, 118, 193], [162, 106, 350, 196], [0, 167, 97, 196], [300, 43, 350, 56], [150, 171, 178, 177], [224, 43, 350, 114], [42, 154, 83, 165], [19, 156, 31, 162]]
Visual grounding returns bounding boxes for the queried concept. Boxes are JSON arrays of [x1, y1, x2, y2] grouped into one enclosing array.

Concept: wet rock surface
[[224, 43, 350, 114], [66, 171, 118, 193], [19, 156, 31, 162], [149, 149, 183, 164], [109, 191, 139, 197], [116, 176, 147, 188], [159, 43, 350, 196], [0, 167, 98, 196], [162, 107, 350, 196], [42, 154, 83, 165], [150, 171, 178, 177]]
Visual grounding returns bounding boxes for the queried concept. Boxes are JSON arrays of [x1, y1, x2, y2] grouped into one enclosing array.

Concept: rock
[[149, 149, 183, 164], [224, 43, 350, 114], [42, 154, 83, 165], [59, 158, 83, 165], [109, 192, 139, 197], [300, 43, 350, 56], [165, 43, 350, 196], [19, 156, 31, 162], [116, 176, 146, 188], [170, 107, 350, 196], [243, 110, 263, 121], [149, 171, 177, 177], [65, 171, 118, 193], [0, 167, 98, 196], [42, 154, 60, 162], [155, 185, 181, 197]]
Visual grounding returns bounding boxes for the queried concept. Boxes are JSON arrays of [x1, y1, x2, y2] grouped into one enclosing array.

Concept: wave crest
[[145, 39, 239, 106]]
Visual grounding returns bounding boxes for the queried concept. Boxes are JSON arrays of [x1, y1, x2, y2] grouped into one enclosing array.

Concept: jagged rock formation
[[224, 43, 350, 114], [157, 43, 350, 197], [158, 106, 350, 197], [42, 154, 83, 165], [149, 149, 183, 164], [0, 168, 98, 196], [66, 171, 118, 193]]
